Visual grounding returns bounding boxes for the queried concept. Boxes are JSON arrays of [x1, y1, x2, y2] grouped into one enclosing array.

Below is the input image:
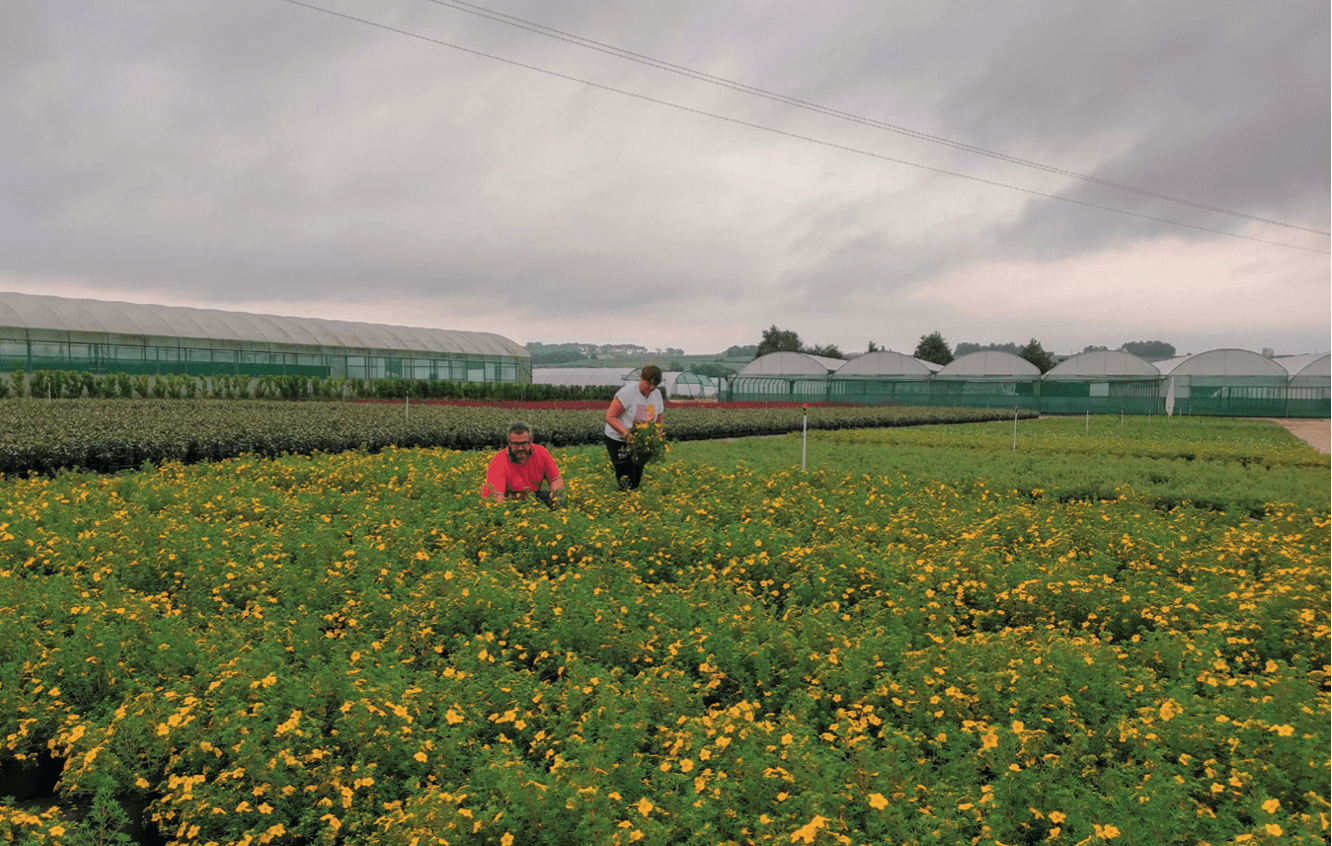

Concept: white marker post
[[1012, 406, 1019, 452], [801, 403, 808, 471]]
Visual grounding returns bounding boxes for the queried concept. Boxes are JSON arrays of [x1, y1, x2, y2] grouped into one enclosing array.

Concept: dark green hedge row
[[0, 369, 618, 402], [0, 399, 1032, 477]]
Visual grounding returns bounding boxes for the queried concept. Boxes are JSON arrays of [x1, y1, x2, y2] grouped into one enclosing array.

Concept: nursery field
[[0, 417, 1327, 845]]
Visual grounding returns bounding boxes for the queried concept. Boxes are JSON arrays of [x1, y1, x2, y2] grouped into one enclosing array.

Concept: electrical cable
[[273, 0, 1330, 254], [424, 0, 1329, 238]]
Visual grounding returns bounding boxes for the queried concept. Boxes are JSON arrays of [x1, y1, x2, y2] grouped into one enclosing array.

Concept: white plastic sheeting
[[1044, 350, 1160, 379], [1155, 349, 1288, 378], [532, 367, 637, 387], [1274, 353, 1330, 380], [0, 291, 528, 357], [834, 350, 938, 376], [737, 352, 844, 376], [935, 351, 1040, 378]]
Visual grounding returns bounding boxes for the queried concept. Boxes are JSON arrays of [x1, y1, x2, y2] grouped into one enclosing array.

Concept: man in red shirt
[[482, 422, 565, 507]]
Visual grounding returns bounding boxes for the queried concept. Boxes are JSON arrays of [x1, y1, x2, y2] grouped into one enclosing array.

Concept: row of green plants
[[0, 399, 1026, 477], [661, 416, 1329, 517], [0, 419, 1326, 844], [0, 369, 619, 403]]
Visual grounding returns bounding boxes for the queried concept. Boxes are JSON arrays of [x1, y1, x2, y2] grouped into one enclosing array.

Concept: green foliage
[[756, 325, 802, 358], [0, 421, 1324, 844], [1121, 340, 1177, 360], [914, 331, 954, 365], [689, 362, 733, 379], [1019, 338, 1056, 372], [0, 399, 1023, 477], [955, 341, 1022, 357]]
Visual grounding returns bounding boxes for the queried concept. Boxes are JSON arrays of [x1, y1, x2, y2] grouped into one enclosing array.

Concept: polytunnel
[[1041, 350, 1161, 415], [531, 367, 637, 387], [664, 371, 718, 399], [729, 352, 843, 403], [1156, 348, 1292, 416], [933, 351, 1042, 410], [828, 350, 937, 406]]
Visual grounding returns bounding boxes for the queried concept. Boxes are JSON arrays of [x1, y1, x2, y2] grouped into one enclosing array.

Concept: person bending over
[[603, 365, 665, 491]]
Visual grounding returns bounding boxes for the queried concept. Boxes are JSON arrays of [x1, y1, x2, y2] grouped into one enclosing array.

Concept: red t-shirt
[[482, 444, 561, 500]]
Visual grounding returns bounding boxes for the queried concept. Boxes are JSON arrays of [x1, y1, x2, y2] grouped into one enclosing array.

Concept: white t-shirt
[[605, 382, 664, 441]]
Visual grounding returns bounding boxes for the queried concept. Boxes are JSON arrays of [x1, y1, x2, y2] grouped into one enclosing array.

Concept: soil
[[1267, 418, 1331, 455]]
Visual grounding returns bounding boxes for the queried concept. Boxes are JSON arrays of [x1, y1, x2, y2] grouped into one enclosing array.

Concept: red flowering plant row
[[357, 400, 854, 410]]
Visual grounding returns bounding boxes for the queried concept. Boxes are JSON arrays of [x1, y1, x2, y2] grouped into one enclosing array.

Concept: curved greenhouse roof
[[737, 352, 844, 376], [1044, 350, 1159, 380], [834, 350, 936, 377], [1275, 353, 1330, 380], [0, 291, 527, 357], [936, 351, 1040, 378], [1157, 348, 1287, 379], [532, 367, 636, 387]]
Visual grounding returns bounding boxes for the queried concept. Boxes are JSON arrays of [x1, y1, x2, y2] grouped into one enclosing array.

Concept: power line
[[274, 0, 1330, 254], [423, 0, 1329, 239]]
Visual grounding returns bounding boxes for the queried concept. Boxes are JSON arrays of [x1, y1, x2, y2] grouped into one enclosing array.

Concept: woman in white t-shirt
[[603, 365, 664, 491]]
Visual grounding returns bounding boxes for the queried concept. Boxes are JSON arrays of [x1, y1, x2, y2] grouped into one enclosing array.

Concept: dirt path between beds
[[1267, 418, 1331, 455]]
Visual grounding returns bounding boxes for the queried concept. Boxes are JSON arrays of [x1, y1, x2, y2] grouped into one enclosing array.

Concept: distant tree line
[[912, 333, 1177, 373], [530, 331, 1179, 374], [754, 325, 846, 360]]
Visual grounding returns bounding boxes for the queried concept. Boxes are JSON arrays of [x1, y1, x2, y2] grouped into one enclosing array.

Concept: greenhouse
[[0, 291, 531, 383], [729, 352, 845, 403], [932, 351, 1043, 411], [530, 367, 719, 399], [827, 350, 937, 405], [1157, 349, 1294, 417], [1042, 349, 1162, 415], [720, 347, 1327, 417], [1276, 353, 1331, 417], [663, 371, 718, 399], [531, 367, 638, 388]]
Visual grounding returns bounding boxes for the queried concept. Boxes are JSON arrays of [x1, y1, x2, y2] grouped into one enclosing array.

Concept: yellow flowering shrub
[[0, 418, 1325, 845]]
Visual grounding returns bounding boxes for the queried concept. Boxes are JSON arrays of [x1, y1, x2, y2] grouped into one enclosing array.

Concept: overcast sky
[[4, 0, 1328, 356]]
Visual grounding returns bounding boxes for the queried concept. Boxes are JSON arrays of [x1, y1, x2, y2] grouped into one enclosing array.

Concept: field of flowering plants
[[0, 416, 1327, 845]]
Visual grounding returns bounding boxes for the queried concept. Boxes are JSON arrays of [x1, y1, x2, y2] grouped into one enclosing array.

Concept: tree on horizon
[[914, 331, 954, 366]]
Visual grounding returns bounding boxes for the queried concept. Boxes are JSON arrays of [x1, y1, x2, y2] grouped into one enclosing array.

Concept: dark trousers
[[604, 435, 643, 490]]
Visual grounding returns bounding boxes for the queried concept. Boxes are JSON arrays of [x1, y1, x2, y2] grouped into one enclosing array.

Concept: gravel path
[[1268, 418, 1331, 455]]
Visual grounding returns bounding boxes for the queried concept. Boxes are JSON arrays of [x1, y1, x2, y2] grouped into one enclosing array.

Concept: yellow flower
[[636, 797, 653, 817], [868, 793, 889, 810], [790, 815, 828, 844], [1265, 824, 1283, 836], [1159, 700, 1182, 722], [1049, 812, 1067, 824], [1262, 798, 1280, 814], [1093, 823, 1120, 839], [501, 834, 514, 846]]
